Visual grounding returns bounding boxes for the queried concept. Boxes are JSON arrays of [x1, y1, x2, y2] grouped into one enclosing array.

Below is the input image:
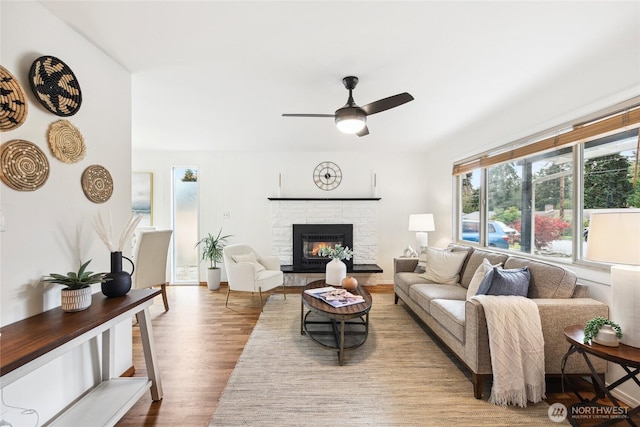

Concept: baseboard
[[198, 282, 229, 287]]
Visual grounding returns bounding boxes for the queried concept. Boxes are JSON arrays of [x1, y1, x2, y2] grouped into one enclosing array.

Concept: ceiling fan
[[282, 76, 414, 137]]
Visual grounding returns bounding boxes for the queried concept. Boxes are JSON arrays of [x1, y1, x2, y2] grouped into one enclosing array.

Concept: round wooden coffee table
[[300, 280, 372, 365]]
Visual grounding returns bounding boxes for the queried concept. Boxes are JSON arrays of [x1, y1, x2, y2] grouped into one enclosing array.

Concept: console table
[[0, 289, 163, 426], [561, 325, 640, 426]]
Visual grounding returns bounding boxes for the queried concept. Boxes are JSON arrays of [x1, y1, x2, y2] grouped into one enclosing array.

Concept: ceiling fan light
[[335, 115, 366, 134]]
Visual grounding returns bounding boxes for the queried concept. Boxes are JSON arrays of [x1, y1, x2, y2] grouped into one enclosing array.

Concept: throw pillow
[[232, 253, 266, 273], [418, 247, 468, 285], [413, 247, 429, 273], [466, 258, 501, 300], [476, 266, 531, 297]]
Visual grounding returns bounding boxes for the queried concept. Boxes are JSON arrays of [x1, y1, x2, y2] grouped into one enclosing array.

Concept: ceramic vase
[[325, 258, 346, 286], [103, 251, 135, 298], [593, 324, 619, 347], [61, 287, 92, 312], [207, 268, 221, 291]]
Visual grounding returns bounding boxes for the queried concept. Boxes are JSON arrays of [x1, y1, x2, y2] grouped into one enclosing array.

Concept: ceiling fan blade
[[356, 125, 369, 137], [361, 92, 414, 116], [282, 113, 335, 118]]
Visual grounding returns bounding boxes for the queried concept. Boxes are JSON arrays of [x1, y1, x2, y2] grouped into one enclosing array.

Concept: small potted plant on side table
[[196, 228, 232, 290], [44, 260, 109, 312], [583, 316, 623, 347]]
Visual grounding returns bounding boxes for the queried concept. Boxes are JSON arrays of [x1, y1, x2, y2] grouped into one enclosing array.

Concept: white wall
[[132, 150, 430, 284], [1, 2, 133, 424]]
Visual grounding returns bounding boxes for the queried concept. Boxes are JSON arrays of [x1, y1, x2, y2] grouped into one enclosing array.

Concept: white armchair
[[223, 244, 285, 310]]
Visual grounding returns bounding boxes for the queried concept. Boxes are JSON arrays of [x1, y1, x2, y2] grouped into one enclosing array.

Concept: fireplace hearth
[[293, 224, 353, 271]]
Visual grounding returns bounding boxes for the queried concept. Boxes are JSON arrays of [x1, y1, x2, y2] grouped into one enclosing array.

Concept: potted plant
[[583, 316, 623, 347], [196, 228, 232, 290], [44, 260, 109, 312], [318, 244, 354, 286]]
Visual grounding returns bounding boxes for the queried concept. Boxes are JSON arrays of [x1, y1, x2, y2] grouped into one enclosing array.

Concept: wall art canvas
[[132, 172, 153, 226]]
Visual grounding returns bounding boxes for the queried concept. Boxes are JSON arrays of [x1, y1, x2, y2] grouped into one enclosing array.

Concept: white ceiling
[[40, 1, 639, 153]]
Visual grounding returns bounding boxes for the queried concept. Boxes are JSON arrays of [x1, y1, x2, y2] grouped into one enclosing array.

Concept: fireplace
[[293, 224, 353, 271]]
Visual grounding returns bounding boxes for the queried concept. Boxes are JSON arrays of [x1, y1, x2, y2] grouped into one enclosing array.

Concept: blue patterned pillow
[[475, 266, 530, 297]]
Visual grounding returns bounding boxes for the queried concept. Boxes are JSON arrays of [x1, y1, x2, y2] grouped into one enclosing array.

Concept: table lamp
[[585, 211, 640, 348], [409, 214, 435, 250]]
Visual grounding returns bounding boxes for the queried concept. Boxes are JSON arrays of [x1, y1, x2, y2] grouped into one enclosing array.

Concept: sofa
[[394, 243, 609, 399]]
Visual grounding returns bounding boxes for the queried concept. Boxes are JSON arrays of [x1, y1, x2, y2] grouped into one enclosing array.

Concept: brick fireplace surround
[[270, 199, 380, 286]]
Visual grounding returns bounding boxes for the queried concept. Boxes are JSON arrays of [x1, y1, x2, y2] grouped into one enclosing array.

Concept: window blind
[[452, 105, 640, 176]]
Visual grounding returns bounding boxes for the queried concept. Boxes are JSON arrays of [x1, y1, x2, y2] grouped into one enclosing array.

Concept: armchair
[[222, 244, 285, 310]]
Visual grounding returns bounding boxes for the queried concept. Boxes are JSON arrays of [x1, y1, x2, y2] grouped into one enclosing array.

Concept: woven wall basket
[[48, 119, 86, 163], [0, 65, 28, 131], [0, 139, 50, 191], [29, 56, 82, 117], [81, 164, 113, 203]]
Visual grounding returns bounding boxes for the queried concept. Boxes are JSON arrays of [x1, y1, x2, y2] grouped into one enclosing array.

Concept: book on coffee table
[[304, 286, 365, 308]]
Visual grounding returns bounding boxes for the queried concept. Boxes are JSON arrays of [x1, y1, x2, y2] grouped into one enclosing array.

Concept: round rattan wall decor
[[29, 56, 82, 117], [0, 65, 28, 131], [81, 165, 113, 203], [48, 119, 86, 163], [0, 140, 50, 191]]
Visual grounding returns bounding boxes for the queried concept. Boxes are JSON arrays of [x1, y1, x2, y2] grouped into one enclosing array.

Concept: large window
[[455, 104, 640, 264], [172, 166, 199, 283]]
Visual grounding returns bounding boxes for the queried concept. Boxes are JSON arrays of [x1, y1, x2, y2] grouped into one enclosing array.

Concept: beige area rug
[[210, 293, 559, 426]]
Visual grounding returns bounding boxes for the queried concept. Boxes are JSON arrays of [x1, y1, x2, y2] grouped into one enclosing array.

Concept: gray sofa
[[394, 243, 608, 399]]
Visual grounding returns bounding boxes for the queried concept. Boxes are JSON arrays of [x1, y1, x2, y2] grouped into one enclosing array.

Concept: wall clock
[[313, 161, 342, 191]]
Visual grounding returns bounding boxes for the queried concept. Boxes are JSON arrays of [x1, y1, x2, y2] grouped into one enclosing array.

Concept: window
[[172, 166, 199, 283], [454, 103, 640, 264]]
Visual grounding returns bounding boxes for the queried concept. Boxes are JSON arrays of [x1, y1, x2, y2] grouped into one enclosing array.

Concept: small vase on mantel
[[325, 258, 347, 286]]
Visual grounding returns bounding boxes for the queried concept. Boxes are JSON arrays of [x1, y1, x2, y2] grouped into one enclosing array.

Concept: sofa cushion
[[430, 299, 466, 340], [504, 256, 576, 298], [409, 283, 467, 314], [414, 248, 428, 273], [476, 266, 531, 297], [418, 247, 468, 285], [459, 250, 509, 289], [395, 272, 427, 296]]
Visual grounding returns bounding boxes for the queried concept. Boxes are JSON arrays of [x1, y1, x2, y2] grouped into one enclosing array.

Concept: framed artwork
[[132, 172, 153, 226]]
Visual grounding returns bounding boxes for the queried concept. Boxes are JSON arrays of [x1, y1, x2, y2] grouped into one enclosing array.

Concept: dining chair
[[132, 229, 173, 311]]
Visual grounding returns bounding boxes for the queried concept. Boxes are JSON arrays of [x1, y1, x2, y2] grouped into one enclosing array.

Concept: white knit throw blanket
[[471, 295, 546, 407]]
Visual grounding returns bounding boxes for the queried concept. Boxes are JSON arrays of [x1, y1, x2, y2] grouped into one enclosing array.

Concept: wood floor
[[117, 284, 635, 426]]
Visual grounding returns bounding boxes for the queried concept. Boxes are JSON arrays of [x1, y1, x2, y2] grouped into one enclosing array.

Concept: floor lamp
[[585, 211, 640, 348], [409, 214, 435, 251]]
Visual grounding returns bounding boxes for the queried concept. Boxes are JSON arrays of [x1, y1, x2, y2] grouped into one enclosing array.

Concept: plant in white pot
[[196, 228, 232, 290], [319, 244, 354, 286], [44, 260, 109, 312]]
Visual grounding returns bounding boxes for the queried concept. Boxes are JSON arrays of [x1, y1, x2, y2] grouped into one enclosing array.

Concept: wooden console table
[[0, 289, 163, 426]]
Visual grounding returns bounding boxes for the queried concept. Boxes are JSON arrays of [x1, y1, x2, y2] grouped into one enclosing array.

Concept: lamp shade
[[586, 210, 640, 348], [585, 211, 640, 266], [408, 214, 435, 232]]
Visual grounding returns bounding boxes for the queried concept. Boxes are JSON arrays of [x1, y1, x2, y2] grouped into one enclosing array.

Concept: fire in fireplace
[[293, 224, 353, 271]]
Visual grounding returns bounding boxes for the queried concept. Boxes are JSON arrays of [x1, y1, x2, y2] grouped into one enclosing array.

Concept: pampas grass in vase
[[92, 211, 142, 297]]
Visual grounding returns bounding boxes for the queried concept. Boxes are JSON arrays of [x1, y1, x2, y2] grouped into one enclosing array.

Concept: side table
[[562, 325, 640, 426]]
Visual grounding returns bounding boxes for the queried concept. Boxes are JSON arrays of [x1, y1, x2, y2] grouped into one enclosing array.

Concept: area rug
[[210, 293, 559, 426]]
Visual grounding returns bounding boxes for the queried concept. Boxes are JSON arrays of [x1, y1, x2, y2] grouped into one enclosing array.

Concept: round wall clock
[[313, 161, 342, 191]]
